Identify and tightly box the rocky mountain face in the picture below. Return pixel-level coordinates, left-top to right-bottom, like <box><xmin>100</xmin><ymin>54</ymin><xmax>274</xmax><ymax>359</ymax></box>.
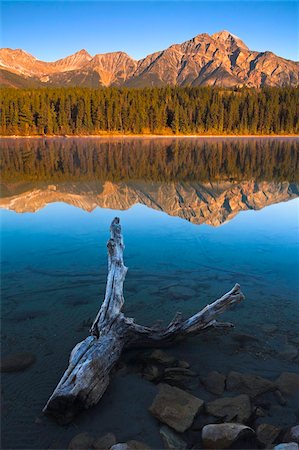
<box><xmin>1</xmin><ymin>30</ymin><xmax>298</xmax><ymax>88</ymax></box>
<box><xmin>0</xmin><ymin>180</ymin><xmax>298</xmax><ymax>226</ymax></box>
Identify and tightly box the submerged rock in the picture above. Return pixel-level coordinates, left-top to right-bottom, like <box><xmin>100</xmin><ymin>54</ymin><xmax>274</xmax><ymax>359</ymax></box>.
<box><xmin>149</xmin><ymin>383</ymin><xmax>204</xmax><ymax>432</ymax></box>
<box><xmin>226</xmin><ymin>371</ymin><xmax>275</xmax><ymax>397</ymax></box>
<box><xmin>12</xmin><ymin>310</ymin><xmax>48</xmax><ymax>322</ymax></box>
<box><xmin>168</xmin><ymin>285</ymin><xmax>196</xmax><ymax>300</ymax></box>
<box><xmin>201</xmin><ymin>371</ymin><xmax>226</xmax><ymax>396</ymax></box>
<box><xmin>145</xmin><ymin>349</ymin><xmax>176</xmax><ymax>365</ymax></box>
<box><xmin>177</xmin><ymin>360</ymin><xmax>190</xmax><ymax>369</ymax></box>
<box><xmin>68</xmin><ymin>432</ymin><xmax>94</xmax><ymax>449</ymax></box>
<box><xmin>262</xmin><ymin>324</ymin><xmax>278</xmax><ymax>334</ymax></box>
<box><xmin>278</xmin><ymin>344</ymin><xmax>298</xmax><ymax>361</ymax></box>
<box><xmin>1</xmin><ymin>352</ymin><xmax>36</xmax><ymax>372</ymax></box>
<box><xmin>275</xmin><ymin>372</ymin><xmax>299</xmax><ymax>396</ymax></box>
<box><xmin>274</xmin><ymin>389</ymin><xmax>287</xmax><ymax>406</ymax></box>
<box><xmin>256</xmin><ymin>423</ymin><xmax>281</xmax><ymax>446</ymax></box>
<box><xmin>205</xmin><ymin>394</ymin><xmax>251</xmax><ymax>423</ymax></box>
<box><xmin>159</xmin><ymin>425</ymin><xmax>187</xmax><ymax>449</ymax></box>
<box><xmin>201</xmin><ymin>423</ymin><xmax>255</xmax><ymax>449</ymax></box>
<box><xmin>142</xmin><ymin>364</ymin><xmax>162</xmax><ymax>382</ymax></box>
<box><xmin>164</xmin><ymin>368</ymin><xmax>196</xmax><ymax>377</ymax></box>
<box><xmin>232</xmin><ymin>333</ymin><xmax>259</xmax><ymax>347</ymax></box>
<box><xmin>93</xmin><ymin>433</ymin><xmax>116</xmax><ymax>449</ymax></box>
<box><xmin>162</xmin><ymin>367</ymin><xmax>198</xmax><ymax>388</ymax></box>
<box><xmin>127</xmin><ymin>440</ymin><xmax>152</xmax><ymax>449</ymax></box>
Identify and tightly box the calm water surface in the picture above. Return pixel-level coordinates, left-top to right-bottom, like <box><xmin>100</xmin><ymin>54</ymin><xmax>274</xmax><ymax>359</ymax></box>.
<box><xmin>1</xmin><ymin>138</ymin><xmax>299</xmax><ymax>449</ymax></box>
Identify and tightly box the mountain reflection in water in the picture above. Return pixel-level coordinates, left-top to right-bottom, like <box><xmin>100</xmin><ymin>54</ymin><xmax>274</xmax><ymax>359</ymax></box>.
<box><xmin>1</xmin><ymin>137</ymin><xmax>298</xmax><ymax>225</ymax></box>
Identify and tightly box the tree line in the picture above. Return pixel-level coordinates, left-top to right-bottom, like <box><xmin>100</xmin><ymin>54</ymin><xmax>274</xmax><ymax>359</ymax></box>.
<box><xmin>0</xmin><ymin>86</ymin><xmax>298</xmax><ymax>136</ymax></box>
<box><xmin>1</xmin><ymin>138</ymin><xmax>298</xmax><ymax>182</ymax></box>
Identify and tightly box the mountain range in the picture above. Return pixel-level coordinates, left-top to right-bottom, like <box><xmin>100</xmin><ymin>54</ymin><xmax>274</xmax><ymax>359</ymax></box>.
<box><xmin>1</xmin><ymin>30</ymin><xmax>298</xmax><ymax>89</ymax></box>
<box><xmin>1</xmin><ymin>180</ymin><xmax>298</xmax><ymax>227</ymax></box>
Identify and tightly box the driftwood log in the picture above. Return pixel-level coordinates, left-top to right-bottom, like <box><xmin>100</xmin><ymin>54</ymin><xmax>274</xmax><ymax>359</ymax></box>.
<box><xmin>43</xmin><ymin>217</ymin><xmax>245</xmax><ymax>424</ymax></box>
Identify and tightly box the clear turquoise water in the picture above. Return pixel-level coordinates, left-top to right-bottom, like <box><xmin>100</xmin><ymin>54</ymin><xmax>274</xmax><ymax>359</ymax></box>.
<box><xmin>1</xmin><ymin>138</ymin><xmax>299</xmax><ymax>449</ymax></box>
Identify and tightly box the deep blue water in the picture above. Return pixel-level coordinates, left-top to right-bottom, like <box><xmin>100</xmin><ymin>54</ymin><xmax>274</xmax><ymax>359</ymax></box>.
<box><xmin>1</xmin><ymin>138</ymin><xmax>299</xmax><ymax>449</ymax></box>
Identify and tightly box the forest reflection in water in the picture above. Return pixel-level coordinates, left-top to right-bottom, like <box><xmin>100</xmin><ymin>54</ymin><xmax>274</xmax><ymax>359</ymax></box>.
<box><xmin>0</xmin><ymin>137</ymin><xmax>298</xmax><ymax>225</ymax></box>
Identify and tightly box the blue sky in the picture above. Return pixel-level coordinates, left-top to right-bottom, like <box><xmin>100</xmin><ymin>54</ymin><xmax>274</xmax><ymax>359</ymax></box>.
<box><xmin>1</xmin><ymin>1</ymin><xmax>298</xmax><ymax>61</ymax></box>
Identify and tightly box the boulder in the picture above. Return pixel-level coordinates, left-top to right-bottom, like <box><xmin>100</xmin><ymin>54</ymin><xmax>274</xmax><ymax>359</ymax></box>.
<box><xmin>149</xmin><ymin>383</ymin><xmax>204</xmax><ymax>432</ymax></box>
<box><xmin>256</xmin><ymin>423</ymin><xmax>281</xmax><ymax>446</ymax></box>
<box><xmin>201</xmin><ymin>371</ymin><xmax>226</xmax><ymax>396</ymax></box>
<box><xmin>275</xmin><ymin>372</ymin><xmax>299</xmax><ymax>396</ymax></box>
<box><xmin>226</xmin><ymin>371</ymin><xmax>275</xmax><ymax>397</ymax></box>
<box><xmin>205</xmin><ymin>394</ymin><xmax>251</xmax><ymax>423</ymax></box>
<box><xmin>68</xmin><ymin>432</ymin><xmax>94</xmax><ymax>449</ymax></box>
<box><xmin>202</xmin><ymin>423</ymin><xmax>255</xmax><ymax>449</ymax></box>
<box><xmin>159</xmin><ymin>425</ymin><xmax>187</xmax><ymax>449</ymax></box>
<box><xmin>93</xmin><ymin>433</ymin><xmax>117</xmax><ymax>449</ymax></box>
<box><xmin>1</xmin><ymin>352</ymin><xmax>36</xmax><ymax>372</ymax></box>
<box><xmin>274</xmin><ymin>444</ymin><xmax>299</xmax><ymax>450</ymax></box>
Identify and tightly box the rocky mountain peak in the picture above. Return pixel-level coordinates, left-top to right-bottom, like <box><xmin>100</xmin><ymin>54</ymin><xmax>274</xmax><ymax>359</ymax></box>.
<box><xmin>212</xmin><ymin>30</ymin><xmax>249</xmax><ymax>50</ymax></box>
<box><xmin>1</xmin><ymin>30</ymin><xmax>298</xmax><ymax>88</ymax></box>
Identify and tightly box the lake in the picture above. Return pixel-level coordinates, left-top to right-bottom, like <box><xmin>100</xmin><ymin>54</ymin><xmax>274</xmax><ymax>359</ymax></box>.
<box><xmin>1</xmin><ymin>137</ymin><xmax>299</xmax><ymax>449</ymax></box>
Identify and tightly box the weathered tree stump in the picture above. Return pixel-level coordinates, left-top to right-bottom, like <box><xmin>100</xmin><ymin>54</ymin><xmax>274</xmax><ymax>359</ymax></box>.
<box><xmin>43</xmin><ymin>217</ymin><xmax>245</xmax><ymax>424</ymax></box>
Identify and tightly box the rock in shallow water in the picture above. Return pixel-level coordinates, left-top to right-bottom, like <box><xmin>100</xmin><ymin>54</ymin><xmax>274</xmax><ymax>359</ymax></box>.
<box><xmin>202</xmin><ymin>423</ymin><xmax>255</xmax><ymax>449</ymax></box>
<box><xmin>232</xmin><ymin>333</ymin><xmax>260</xmax><ymax>347</ymax></box>
<box><xmin>93</xmin><ymin>433</ymin><xmax>116</xmax><ymax>449</ymax></box>
<box><xmin>177</xmin><ymin>360</ymin><xmax>190</xmax><ymax>369</ymax></box>
<box><xmin>162</xmin><ymin>367</ymin><xmax>198</xmax><ymax>389</ymax></box>
<box><xmin>68</xmin><ymin>432</ymin><xmax>94</xmax><ymax>449</ymax></box>
<box><xmin>149</xmin><ymin>383</ymin><xmax>204</xmax><ymax>432</ymax></box>
<box><xmin>275</xmin><ymin>372</ymin><xmax>299</xmax><ymax>396</ymax></box>
<box><xmin>144</xmin><ymin>349</ymin><xmax>176</xmax><ymax>365</ymax></box>
<box><xmin>278</xmin><ymin>344</ymin><xmax>298</xmax><ymax>361</ymax></box>
<box><xmin>1</xmin><ymin>352</ymin><xmax>36</xmax><ymax>372</ymax></box>
<box><xmin>205</xmin><ymin>394</ymin><xmax>251</xmax><ymax>423</ymax></box>
<box><xmin>226</xmin><ymin>371</ymin><xmax>275</xmax><ymax>397</ymax></box>
<box><xmin>201</xmin><ymin>371</ymin><xmax>226</xmax><ymax>396</ymax></box>
<box><xmin>126</xmin><ymin>440</ymin><xmax>152</xmax><ymax>449</ymax></box>
<box><xmin>168</xmin><ymin>285</ymin><xmax>196</xmax><ymax>300</ymax></box>
<box><xmin>142</xmin><ymin>364</ymin><xmax>162</xmax><ymax>382</ymax></box>
<box><xmin>159</xmin><ymin>425</ymin><xmax>187</xmax><ymax>449</ymax></box>
<box><xmin>256</xmin><ymin>423</ymin><xmax>281</xmax><ymax>446</ymax></box>
<box><xmin>262</xmin><ymin>324</ymin><xmax>278</xmax><ymax>334</ymax></box>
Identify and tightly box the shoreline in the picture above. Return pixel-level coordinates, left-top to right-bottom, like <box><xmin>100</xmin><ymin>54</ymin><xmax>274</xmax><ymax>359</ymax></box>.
<box><xmin>0</xmin><ymin>134</ymin><xmax>298</xmax><ymax>139</ymax></box>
